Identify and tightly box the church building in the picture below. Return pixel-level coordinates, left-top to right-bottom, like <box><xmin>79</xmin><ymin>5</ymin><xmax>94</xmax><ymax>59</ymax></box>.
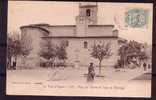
<box><xmin>20</xmin><ymin>2</ymin><xmax>119</xmax><ymax>68</ymax></box>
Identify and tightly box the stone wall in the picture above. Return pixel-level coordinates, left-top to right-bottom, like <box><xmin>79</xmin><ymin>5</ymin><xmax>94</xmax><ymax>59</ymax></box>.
<box><xmin>20</xmin><ymin>27</ymin><xmax>48</xmax><ymax>68</ymax></box>
<box><xmin>50</xmin><ymin>37</ymin><xmax>118</xmax><ymax>67</ymax></box>
<box><xmin>20</xmin><ymin>25</ymin><xmax>118</xmax><ymax>68</ymax></box>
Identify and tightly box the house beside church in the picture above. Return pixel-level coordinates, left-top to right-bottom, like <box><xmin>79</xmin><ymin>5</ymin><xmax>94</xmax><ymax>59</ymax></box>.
<box><xmin>20</xmin><ymin>2</ymin><xmax>119</xmax><ymax>68</ymax></box>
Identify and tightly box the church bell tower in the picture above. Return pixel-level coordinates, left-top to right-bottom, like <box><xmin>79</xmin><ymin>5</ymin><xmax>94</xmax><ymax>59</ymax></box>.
<box><xmin>76</xmin><ymin>2</ymin><xmax>98</xmax><ymax>36</ymax></box>
<box><xmin>76</xmin><ymin>2</ymin><xmax>98</xmax><ymax>25</ymax></box>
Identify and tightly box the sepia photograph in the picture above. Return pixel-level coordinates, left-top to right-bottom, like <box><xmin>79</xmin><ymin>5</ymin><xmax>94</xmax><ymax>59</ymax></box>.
<box><xmin>7</xmin><ymin>1</ymin><xmax>153</xmax><ymax>97</ymax></box>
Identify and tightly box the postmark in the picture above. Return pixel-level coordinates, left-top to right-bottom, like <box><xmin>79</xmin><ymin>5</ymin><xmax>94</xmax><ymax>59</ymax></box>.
<box><xmin>125</xmin><ymin>8</ymin><xmax>148</xmax><ymax>28</ymax></box>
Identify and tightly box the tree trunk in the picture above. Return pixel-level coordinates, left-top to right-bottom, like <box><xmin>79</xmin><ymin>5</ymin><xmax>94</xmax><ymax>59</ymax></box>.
<box><xmin>15</xmin><ymin>56</ymin><xmax>17</xmax><ymax>69</ymax></box>
<box><xmin>122</xmin><ymin>55</ymin><xmax>125</xmax><ymax>68</ymax></box>
<box><xmin>23</xmin><ymin>56</ymin><xmax>26</xmax><ymax>66</ymax></box>
<box><xmin>121</xmin><ymin>54</ymin><xmax>125</xmax><ymax>68</ymax></box>
<box><xmin>8</xmin><ymin>57</ymin><xmax>12</xmax><ymax>69</ymax></box>
<box><xmin>99</xmin><ymin>60</ymin><xmax>102</xmax><ymax>75</ymax></box>
<box><xmin>51</xmin><ymin>58</ymin><xmax>55</xmax><ymax>68</ymax></box>
<box><xmin>63</xmin><ymin>59</ymin><xmax>66</xmax><ymax>67</ymax></box>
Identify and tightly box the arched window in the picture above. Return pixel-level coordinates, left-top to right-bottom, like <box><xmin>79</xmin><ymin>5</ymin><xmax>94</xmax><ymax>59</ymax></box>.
<box><xmin>86</xmin><ymin>9</ymin><xmax>91</xmax><ymax>17</ymax></box>
<box><xmin>84</xmin><ymin>41</ymin><xmax>88</xmax><ymax>49</ymax></box>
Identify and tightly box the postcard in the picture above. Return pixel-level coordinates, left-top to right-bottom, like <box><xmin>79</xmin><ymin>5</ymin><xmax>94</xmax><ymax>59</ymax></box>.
<box><xmin>7</xmin><ymin>1</ymin><xmax>153</xmax><ymax>97</ymax></box>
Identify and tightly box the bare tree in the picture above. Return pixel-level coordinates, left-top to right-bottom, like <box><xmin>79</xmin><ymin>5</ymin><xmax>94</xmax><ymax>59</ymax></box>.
<box><xmin>91</xmin><ymin>42</ymin><xmax>112</xmax><ymax>75</ymax></box>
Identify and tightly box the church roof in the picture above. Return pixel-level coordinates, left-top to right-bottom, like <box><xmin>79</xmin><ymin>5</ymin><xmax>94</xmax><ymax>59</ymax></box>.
<box><xmin>41</xmin><ymin>36</ymin><xmax>118</xmax><ymax>38</ymax></box>
<box><xmin>20</xmin><ymin>25</ymin><xmax>50</xmax><ymax>35</ymax></box>
<box><xmin>21</xmin><ymin>23</ymin><xmax>114</xmax><ymax>27</ymax></box>
<box><xmin>88</xmin><ymin>25</ymin><xmax>114</xmax><ymax>27</ymax></box>
<box><xmin>21</xmin><ymin>23</ymin><xmax>114</xmax><ymax>28</ymax></box>
<box><xmin>48</xmin><ymin>25</ymin><xmax>76</xmax><ymax>27</ymax></box>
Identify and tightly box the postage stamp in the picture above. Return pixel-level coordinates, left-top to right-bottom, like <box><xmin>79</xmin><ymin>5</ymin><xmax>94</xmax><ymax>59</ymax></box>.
<box><xmin>125</xmin><ymin>8</ymin><xmax>148</xmax><ymax>28</ymax></box>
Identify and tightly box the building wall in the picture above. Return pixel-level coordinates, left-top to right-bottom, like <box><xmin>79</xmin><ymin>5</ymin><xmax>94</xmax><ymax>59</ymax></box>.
<box><xmin>19</xmin><ymin>3</ymin><xmax>118</xmax><ymax>68</ymax></box>
<box><xmin>87</xmin><ymin>26</ymin><xmax>115</xmax><ymax>36</ymax></box>
<box><xmin>47</xmin><ymin>26</ymin><xmax>76</xmax><ymax>36</ymax></box>
<box><xmin>20</xmin><ymin>25</ymin><xmax>118</xmax><ymax>68</ymax></box>
<box><xmin>50</xmin><ymin>37</ymin><xmax>118</xmax><ymax>67</ymax></box>
<box><xmin>20</xmin><ymin>27</ymin><xmax>48</xmax><ymax>67</ymax></box>
<box><xmin>43</xmin><ymin>25</ymin><xmax>115</xmax><ymax>37</ymax></box>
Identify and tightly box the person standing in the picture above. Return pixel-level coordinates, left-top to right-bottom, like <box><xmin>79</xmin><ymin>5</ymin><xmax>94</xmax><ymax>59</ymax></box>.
<box><xmin>143</xmin><ymin>62</ymin><xmax>147</xmax><ymax>71</ymax></box>
<box><xmin>87</xmin><ymin>62</ymin><xmax>95</xmax><ymax>82</ymax></box>
<box><xmin>13</xmin><ymin>60</ymin><xmax>16</xmax><ymax>70</ymax></box>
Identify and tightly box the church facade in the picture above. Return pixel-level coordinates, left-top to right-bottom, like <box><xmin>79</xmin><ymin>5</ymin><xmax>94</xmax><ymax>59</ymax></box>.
<box><xmin>20</xmin><ymin>3</ymin><xmax>119</xmax><ymax>68</ymax></box>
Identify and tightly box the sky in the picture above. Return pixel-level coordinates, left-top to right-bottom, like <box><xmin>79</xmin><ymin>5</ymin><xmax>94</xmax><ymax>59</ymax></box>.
<box><xmin>8</xmin><ymin>1</ymin><xmax>153</xmax><ymax>44</ymax></box>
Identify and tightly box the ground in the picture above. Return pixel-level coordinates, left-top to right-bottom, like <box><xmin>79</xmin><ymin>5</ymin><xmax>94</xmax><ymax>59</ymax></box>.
<box><xmin>6</xmin><ymin>66</ymin><xmax>151</xmax><ymax>97</ymax></box>
<box><xmin>7</xmin><ymin>66</ymin><xmax>151</xmax><ymax>83</ymax></box>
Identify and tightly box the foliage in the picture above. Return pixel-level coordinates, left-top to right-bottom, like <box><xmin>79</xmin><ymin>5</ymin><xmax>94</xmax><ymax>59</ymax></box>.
<box><xmin>7</xmin><ymin>32</ymin><xmax>32</xmax><ymax>69</ymax></box>
<box><xmin>91</xmin><ymin>42</ymin><xmax>112</xmax><ymax>74</ymax></box>
<box><xmin>7</xmin><ymin>35</ymin><xmax>22</xmax><ymax>69</ymax></box>
<box><xmin>39</xmin><ymin>40</ymin><xmax>68</xmax><ymax>67</ymax></box>
<box><xmin>56</xmin><ymin>41</ymin><xmax>67</xmax><ymax>61</ymax></box>
<box><xmin>139</xmin><ymin>51</ymin><xmax>149</xmax><ymax>61</ymax></box>
<box><xmin>91</xmin><ymin>42</ymin><xmax>112</xmax><ymax>60</ymax></box>
<box><xmin>7</xmin><ymin>37</ymin><xmax>14</xmax><ymax>59</ymax></box>
<box><xmin>119</xmin><ymin>40</ymin><xmax>149</xmax><ymax>68</ymax></box>
<box><xmin>7</xmin><ymin>37</ymin><xmax>21</xmax><ymax>57</ymax></box>
<box><xmin>39</xmin><ymin>40</ymin><xmax>56</xmax><ymax>61</ymax></box>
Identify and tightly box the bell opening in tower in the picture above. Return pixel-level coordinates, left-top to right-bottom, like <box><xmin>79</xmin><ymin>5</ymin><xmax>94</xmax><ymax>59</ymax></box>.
<box><xmin>86</xmin><ymin>9</ymin><xmax>91</xmax><ymax>17</ymax></box>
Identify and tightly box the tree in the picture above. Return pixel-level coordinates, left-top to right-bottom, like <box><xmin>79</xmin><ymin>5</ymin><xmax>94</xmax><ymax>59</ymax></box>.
<box><xmin>119</xmin><ymin>40</ymin><xmax>149</xmax><ymax>68</ymax></box>
<box><xmin>139</xmin><ymin>51</ymin><xmax>150</xmax><ymax>62</ymax></box>
<box><xmin>39</xmin><ymin>40</ymin><xmax>56</xmax><ymax>67</ymax></box>
<box><xmin>7</xmin><ymin>35</ymin><xmax>22</xmax><ymax>69</ymax></box>
<box><xmin>91</xmin><ymin>42</ymin><xmax>112</xmax><ymax>75</ymax></box>
<box><xmin>56</xmin><ymin>41</ymin><xmax>67</xmax><ymax>66</ymax></box>
<box><xmin>7</xmin><ymin>37</ymin><xmax>14</xmax><ymax>69</ymax></box>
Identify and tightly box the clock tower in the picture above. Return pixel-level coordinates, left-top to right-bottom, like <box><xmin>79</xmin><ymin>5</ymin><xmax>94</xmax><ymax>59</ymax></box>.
<box><xmin>76</xmin><ymin>2</ymin><xmax>98</xmax><ymax>36</ymax></box>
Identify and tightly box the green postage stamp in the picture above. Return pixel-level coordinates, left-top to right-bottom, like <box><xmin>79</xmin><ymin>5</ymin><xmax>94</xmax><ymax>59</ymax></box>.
<box><xmin>125</xmin><ymin>8</ymin><xmax>148</xmax><ymax>28</ymax></box>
